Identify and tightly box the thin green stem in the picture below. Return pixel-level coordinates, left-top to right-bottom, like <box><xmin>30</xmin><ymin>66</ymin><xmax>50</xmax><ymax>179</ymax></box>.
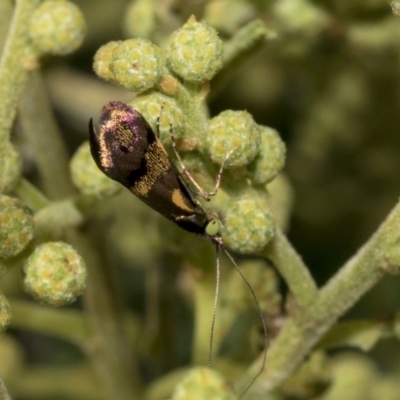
<box><xmin>9</xmin><ymin>364</ymin><xmax>103</xmax><ymax>400</ymax></box>
<box><xmin>222</xmin><ymin>19</ymin><xmax>275</xmax><ymax>66</ymax></box>
<box><xmin>18</xmin><ymin>70</ymin><xmax>75</xmax><ymax>199</ymax></box>
<box><xmin>70</xmin><ymin>230</ymin><xmax>142</xmax><ymax>399</ymax></box>
<box><xmin>260</xmin><ymin>229</ymin><xmax>318</xmax><ymax>309</ymax></box>
<box><xmin>212</xmin><ymin>19</ymin><xmax>277</xmax><ymax>97</ymax></box>
<box><xmin>8</xmin><ymin>298</ymin><xmax>88</xmax><ymax>345</ymax></box>
<box><xmin>0</xmin><ymin>1</ymin><xmax>13</xmax><ymax>52</ymax></box>
<box><xmin>0</xmin><ymin>0</ymin><xmax>39</xmax><ymax>192</ymax></box>
<box><xmin>14</xmin><ymin>178</ymin><xmax>50</xmax><ymax>211</ymax></box>
<box><xmin>192</xmin><ymin>269</ymin><xmax>220</xmax><ymax>365</ymax></box>
<box><xmin>0</xmin><ymin>374</ymin><xmax>11</xmax><ymax>400</ymax></box>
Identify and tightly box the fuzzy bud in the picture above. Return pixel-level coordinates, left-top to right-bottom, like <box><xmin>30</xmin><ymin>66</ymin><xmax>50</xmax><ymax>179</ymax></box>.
<box><xmin>166</xmin><ymin>16</ymin><xmax>223</xmax><ymax>83</ymax></box>
<box><xmin>30</xmin><ymin>0</ymin><xmax>86</xmax><ymax>55</ymax></box>
<box><xmin>24</xmin><ymin>242</ymin><xmax>86</xmax><ymax>306</ymax></box>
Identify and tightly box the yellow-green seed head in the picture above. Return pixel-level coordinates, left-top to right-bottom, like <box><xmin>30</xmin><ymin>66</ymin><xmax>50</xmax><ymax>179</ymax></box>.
<box><xmin>3</xmin><ymin>143</ymin><xmax>23</xmax><ymax>193</ymax></box>
<box><xmin>248</xmin><ymin>126</ymin><xmax>286</xmax><ymax>184</ymax></box>
<box><xmin>24</xmin><ymin>242</ymin><xmax>86</xmax><ymax>306</ymax></box>
<box><xmin>204</xmin><ymin>0</ymin><xmax>256</xmax><ymax>35</ymax></box>
<box><xmin>93</xmin><ymin>41</ymin><xmax>121</xmax><ymax>83</ymax></box>
<box><xmin>166</xmin><ymin>15</ymin><xmax>223</xmax><ymax>83</ymax></box>
<box><xmin>70</xmin><ymin>141</ymin><xmax>121</xmax><ymax>198</ymax></box>
<box><xmin>205</xmin><ymin>110</ymin><xmax>261</xmax><ymax>168</ymax></box>
<box><xmin>222</xmin><ymin>191</ymin><xmax>275</xmax><ymax>254</ymax></box>
<box><xmin>0</xmin><ymin>196</ymin><xmax>34</xmax><ymax>259</ymax></box>
<box><xmin>390</xmin><ymin>1</ymin><xmax>400</xmax><ymax>18</ymax></box>
<box><xmin>0</xmin><ymin>293</ymin><xmax>11</xmax><ymax>334</ymax></box>
<box><xmin>130</xmin><ymin>93</ymin><xmax>185</xmax><ymax>145</ymax></box>
<box><xmin>29</xmin><ymin>0</ymin><xmax>86</xmax><ymax>55</ymax></box>
<box><xmin>111</xmin><ymin>39</ymin><xmax>163</xmax><ymax>93</ymax></box>
<box><xmin>172</xmin><ymin>367</ymin><xmax>237</xmax><ymax>400</ymax></box>
<box><xmin>123</xmin><ymin>0</ymin><xmax>156</xmax><ymax>39</ymax></box>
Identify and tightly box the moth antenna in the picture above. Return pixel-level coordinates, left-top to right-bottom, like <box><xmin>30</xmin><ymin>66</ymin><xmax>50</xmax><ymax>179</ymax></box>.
<box><xmin>207</xmin><ymin>243</ymin><xmax>221</xmax><ymax>367</ymax></box>
<box><xmin>222</xmin><ymin>245</ymin><xmax>269</xmax><ymax>397</ymax></box>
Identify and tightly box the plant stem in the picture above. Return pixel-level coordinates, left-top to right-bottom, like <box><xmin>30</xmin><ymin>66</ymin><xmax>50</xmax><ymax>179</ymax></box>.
<box><xmin>8</xmin><ymin>298</ymin><xmax>88</xmax><ymax>345</ymax></box>
<box><xmin>0</xmin><ymin>0</ymin><xmax>39</xmax><ymax>192</ymax></box>
<box><xmin>212</xmin><ymin>19</ymin><xmax>277</xmax><ymax>96</ymax></box>
<box><xmin>19</xmin><ymin>70</ymin><xmax>75</xmax><ymax>199</ymax></box>
<box><xmin>260</xmin><ymin>229</ymin><xmax>318</xmax><ymax>309</ymax></box>
<box><xmin>14</xmin><ymin>178</ymin><xmax>50</xmax><ymax>211</ymax></box>
<box><xmin>71</xmin><ymin>230</ymin><xmax>142</xmax><ymax>400</ymax></box>
<box><xmin>0</xmin><ymin>374</ymin><xmax>11</xmax><ymax>400</ymax></box>
<box><xmin>237</xmin><ymin>200</ymin><xmax>400</xmax><ymax>398</ymax></box>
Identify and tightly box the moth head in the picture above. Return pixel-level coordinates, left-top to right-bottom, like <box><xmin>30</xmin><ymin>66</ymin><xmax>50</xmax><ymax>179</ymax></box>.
<box><xmin>89</xmin><ymin>101</ymin><xmax>151</xmax><ymax>185</ymax></box>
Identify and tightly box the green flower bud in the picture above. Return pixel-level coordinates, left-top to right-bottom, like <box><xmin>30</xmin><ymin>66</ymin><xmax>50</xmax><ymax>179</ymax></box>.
<box><xmin>130</xmin><ymin>93</ymin><xmax>184</xmax><ymax>146</ymax></box>
<box><xmin>123</xmin><ymin>0</ymin><xmax>156</xmax><ymax>39</ymax></box>
<box><xmin>390</xmin><ymin>1</ymin><xmax>400</xmax><ymax>18</ymax></box>
<box><xmin>166</xmin><ymin>15</ymin><xmax>223</xmax><ymax>83</ymax></box>
<box><xmin>24</xmin><ymin>242</ymin><xmax>86</xmax><ymax>306</ymax></box>
<box><xmin>205</xmin><ymin>110</ymin><xmax>260</xmax><ymax>168</ymax></box>
<box><xmin>222</xmin><ymin>191</ymin><xmax>275</xmax><ymax>254</ymax></box>
<box><xmin>172</xmin><ymin>367</ymin><xmax>237</xmax><ymax>400</ymax></box>
<box><xmin>111</xmin><ymin>39</ymin><xmax>163</xmax><ymax>93</ymax></box>
<box><xmin>70</xmin><ymin>141</ymin><xmax>121</xmax><ymax>198</ymax></box>
<box><xmin>0</xmin><ymin>293</ymin><xmax>11</xmax><ymax>334</ymax></box>
<box><xmin>272</xmin><ymin>0</ymin><xmax>329</xmax><ymax>38</ymax></box>
<box><xmin>158</xmin><ymin>75</ymin><xmax>180</xmax><ymax>96</ymax></box>
<box><xmin>204</xmin><ymin>0</ymin><xmax>256</xmax><ymax>35</ymax></box>
<box><xmin>30</xmin><ymin>0</ymin><xmax>86</xmax><ymax>55</ymax></box>
<box><xmin>248</xmin><ymin>126</ymin><xmax>286</xmax><ymax>184</ymax></box>
<box><xmin>3</xmin><ymin>143</ymin><xmax>23</xmax><ymax>193</ymax></box>
<box><xmin>93</xmin><ymin>41</ymin><xmax>120</xmax><ymax>83</ymax></box>
<box><xmin>0</xmin><ymin>196</ymin><xmax>34</xmax><ymax>259</ymax></box>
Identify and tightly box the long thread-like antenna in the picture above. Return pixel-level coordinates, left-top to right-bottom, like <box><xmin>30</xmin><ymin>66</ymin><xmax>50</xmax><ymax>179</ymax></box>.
<box><xmin>222</xmin><ymin>245</ymin><xmax>269</xmax><ymax>397</ymax></box>
<box><xmin>207</xmin><ymin>243</ymin><xmax>221</xmax><ymax>367</ymax></box>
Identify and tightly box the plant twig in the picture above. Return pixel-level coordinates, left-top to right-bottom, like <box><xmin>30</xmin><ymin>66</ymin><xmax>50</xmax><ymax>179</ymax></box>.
<box><xmin>237</xmin><ymin>199</ymin><xmax>400</xmax><ymax>398</ymax></box>
<box><xmin>260</xmin><ymin>229</ymin><xmax>319</xmax><ymax>309</ymax></box>
<box><xmin>0</xmin><ymin>0</ymin><xmax>39</xmax><ymax>192</ymax></box>
<box><xmin>18</xmin><ymin>70</ymin><xmax>75</xmax><ymax>199</ymax></box>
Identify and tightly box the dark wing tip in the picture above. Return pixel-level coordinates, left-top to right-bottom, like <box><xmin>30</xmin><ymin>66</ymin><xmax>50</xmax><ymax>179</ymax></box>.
<box><xmin>88</xmin><ymin>118</ymin><xmax>102</xmax><ymax>169</ymax></box>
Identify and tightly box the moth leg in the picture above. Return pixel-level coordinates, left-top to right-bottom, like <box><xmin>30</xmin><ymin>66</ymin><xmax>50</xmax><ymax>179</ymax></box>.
<box><xmin>170</xmin><ymin>124</ymin><xmax>234</xmax><ymax>201</ymax></box>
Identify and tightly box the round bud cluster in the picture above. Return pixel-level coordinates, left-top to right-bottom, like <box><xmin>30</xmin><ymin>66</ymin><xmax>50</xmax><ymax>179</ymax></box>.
<box><xmin>92</xmin><ymin>41</ymin><xmax>120</xmax><ymax>83</ymax></box>
<box><xmin>3</xmin><ymin>143</ymin><xmax>22</xmax><ymax>193</ymax></box>
<box><xmin>123</xmin><ymin>0</ymin><xmax>155</xmax><ymax>39</ymax></box>
<box><xmin>24</xmin><ymin>242</ymin><xmax>86</xmax><ymax>306</ymax></box>
<box><xmin>0</xmin><ymin>196</ymin><xmax>34</xmax><ymax>259</ymax></box>
<box><xmin>70</xmin><ymin>141</ymin><xmax>121</xmax><ymax>198</ymax></box>
<box><xmin>248</xmin><ymin>126</ymin><xmax>286</xmax><ymax>184</ymax></box>
<box><xmin>222</xmin><ymin>191</ymin><xmax>275</xmax><ymax>254</ymax></box>
<box><xmin>390</xmin><ymin>1</ymin><xmax>400</xmax><ymax>18</ymax></box>
<box><xmin>0</xmin><ymin>293</ymin><xmax>11</xmax><ymax>334</ymax></box>
<box><xmin>94</xmin><ymin>39</ymin><xmax>163</xmax><ymax>93</ymax></box>
<box><xmin>130</xmin><ymin>93</ymin><xmax>185</xmax><ymax>145</ymax></box>
<box><xmin>166</xmin><ymin>15</ymin><xmax>223</xmax><ymax>83</ymax></box>
<box><xmin>29</xmin><ymin>0</ymin><xmax>86</xmax><ymax>55</ymax></box>
<box><xmin>172</xmin><ymin>367</ymin><xmax>236</xmax><ymax>400</ymax></box>
<box><xmin>205</xmin><ymin>110</ymin><xmax>260</xmax><ymax>168</ymax></box>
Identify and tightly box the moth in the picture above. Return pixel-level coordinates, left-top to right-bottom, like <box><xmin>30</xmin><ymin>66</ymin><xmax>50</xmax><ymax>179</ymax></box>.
<box><xmin>89</xmin><ymin>101</ymin><xmax>267</xmax><ymax>392</ymax></box>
